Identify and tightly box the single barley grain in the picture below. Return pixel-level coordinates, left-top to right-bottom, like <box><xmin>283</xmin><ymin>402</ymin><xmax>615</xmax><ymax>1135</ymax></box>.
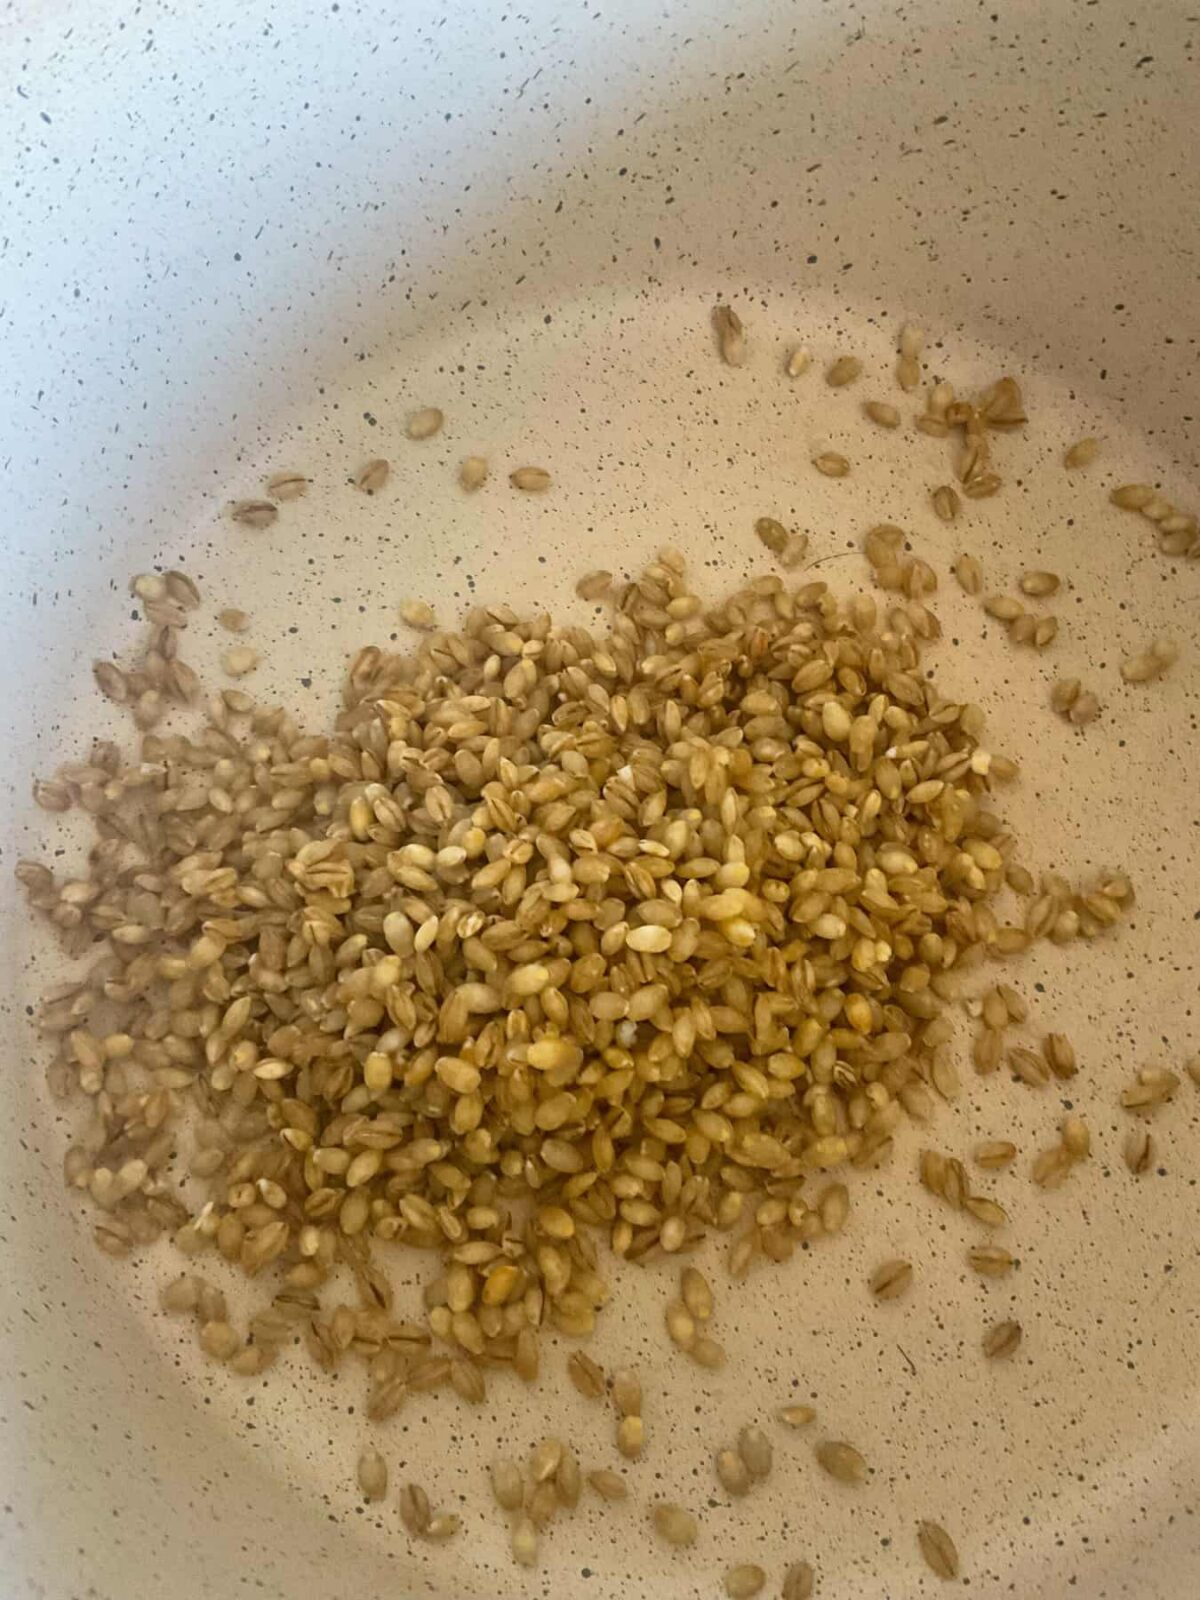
<box><xmin>716</xmin><ymin>1447</ymin><xmax>752</xmax><ymax>1497</ymax></box>
<box><xmin>266</xmin><ymin>471</ymin><xmax>310</xmax><ymax>500</ymax></box>
<box><xmin>665</xmin><ymin>1300</ymin><xmax>697</xmax><ymax>1350</ymax></box>
<box><xmin>568</xmin><ymin>1350</ymin><xmax>606</xmax><ymax>1400</ymax></box>
<box><xmin>510</xmin><ymin>466</ymin><xmax>552</xmax><ymax>492</ymax></box>
<box><xmin>652</xmin><ymin>1503</ymin><xmax>698</xmax><ymax>1548</ymax></box>
<box><xmin>815</xmin><ymin>1440</ymin><xmax>867</xmax><ymax>1485</ymax></box>
<box><xmin>953</xmin><ymin>551</ymin><xmax>982</xmax><ymax>593</ymax></box>
<box><xmin>216</xmin><ymin>607</ymin><xmax>250</xmax><ymax>632</ymax></box>
<box><xmin>983</xmin><ymin>594</ymin><xmax>1023</xmax><ymax>622</ymax></box>
<box><xmin>531</xmin><ymin>1437</ymin><xmax>564</xmax><ymax>1483</ymax></box>
<box><xmin>1061</xmin><ymin>1115</ymin><xmax>1090</xmax><ymax>1160</ymax></box>
<box><xmin>782</xmin><ymin>1561</ymin><xmax>815</xmax><ymax>1600</ymax></box>
<box><xmin>357</xmin><ymin>1445</ymin><xmax>389</xmax><ymax>1502</ymax></box>
<box><xmin>398</xmin><ymin>599</ymin><xmax>436</xmax><ymax>631</ymax></box>
<box><xmin>869</xmin><ymin>1259</ymin><xmax>913</xmax><ymax>1300</ymax></box>
<box><xmin>612</xmin><ymin>1367</ymin><xmax>642</xmax><ymax>1419</ymax></box>
<box><xmin>229</xmin><ymin>499</ymin><xmax>278</xmax><ymax>529</ymax></box>
<box><xmin>1043</xmin><ymin>1034</ymin><xmax>1077</xmax><ymax>1079</ymax></box>
<box><xmin>490</xmin><ymin>1459</ymin><xmax>524</xmax><ymax>1511</ymax></box>
<box><xmin>587</xmin><ymin>1469</ymin><xmax>628</xmax><ymax>1501</ymax></box>
<box><xmin>963</xmin><ymin>1196</ymin><xmax>1008</xmax><ymax>1229</ymax></box>
<box><xmin>778</xmin><ymin>1403</ymin><xmax>817</xmax><ymax>1428</ymax></box>
<box><xmin>1064</xmin><ymin>437</ymin><xmax>1099</xmax><ymax>469</ymax></box>
<box><xmin>459</xmin><ymin>455</ymin><xmax>489</xmax><ymax>491</ymax></box>
<box><xmin>826</xmin><ymin>356</ymin><xmax>862</xmax><ymax>388</ymax></box>
<box><xmin>406</xmin><ymin>407</ymin><xmax>444</xmax><ymax>441</ymax></box>
<box><xmin>982</xmin><ymin>1320</ymin><xmax>1022</xmax><ymax>1359</ymax></box>
<box><xmin>1124</xmin><ymin>1127</ymin><xmax>1153</xmax><ymax>1175</ymax></box>
<box><xmin>755</xmin><ymin>516</ymin><xmax>789</xmax><ymax>555</ymax></box>
<box><xmin>725</xmin><ymin>1564</ymin><xmax>767</xmax><ymax>1598</ymax></box>
<box><xmin>1019</xmin><ymin>570</ymin><xmax>1060</xmax><ymax>597</ymax></box>
<box><xmin>917</xmin><ymin>1520</ymin><xmax>960</xmax><ymax>1580</ymax></box>
<box><xmin>786</xmin><ymin>346</ymin><xmax>812</xmax><ymax>377</ymax></box>
<box><xmin>813</xmin><ymin>451</ymin><xmax>850</xmax><ymax>478</ymax></box>
<box><xmin>864</xmin><ymin>400</ymin><xmax>901</xmax><ymax>428</ymax></box>
<box><xmin>1110</xmin><ymin>484</ymin><xmax>1154</xmax><ymax>510</ymax></box>
<box><xmin>511</xmin><ymin>1515</ymin><xmax>539</xmax><ymax>1568</ymax></box>
<box><xmin>1069</xmin><ymin>690</ymin><xmax>1101</xmax><ymax>724</ymax></box>
<box><xmin>1034</xmin><ymin>616</ymin><xmax>1059</xmax><ymax>649</ymax></box>
<box><xmin>1050</xmin><ymin>677</ymin><xmax>1080</xmax><ymax>713</ymax></box>
<box><xmin>680</xmin><ymin>1266</ymin><xmax>714</xmax><ymax>1323</ymax></box>
<box><xmin>1032</xmin><ymin>1145</ymin><xmax>1073</xmax><ymax>1188</ymax></box>
<box><xmin>555</xmin><ymin>1449</ymin><xmax>582</xmax><ymax>1510</ymax></box>
<box><xmin>973</xmin><ymin>1140</ymin><xmax>1017</xmax><ymax>1170</ymax></box>
<box><xmin>967</xmin><ymin>1244</ymin><xmax>1014</xmax><ymax>1278</ymax></box>
<box><xmin>932</xmin><ymin>485</ymin><xmax>961</xmax><ymax>523</ymax></box>
<box><xmin>738</xmin><ymin>1423</ymin><xmax>773</xmax><ymax>1481</ymax></box>
<box><xmin>222</xmin><ymin>646</ymin><xmax>259</xmax><ymax>678</ymax></box>
<box><xmin>398</xmin><ymin>1482</ymin><xmax>431</xmax><ymax>1537</ymax></box>
<box><xmin>354</xmin><ymin>459</ymin><xmax>390</xmax><ymax>495</ymax></box>
<box><xmin>161</xmin><ymin>1274</ymin><xmax>201</xmax><ymax>1313</ymax></box>
<box><xmin>713</xmin><ymin>305</ymin><xmax>746</xmax><ymax>366</ymax></box>
<box><xmin>690</xmin><ymin>1336</ymin><xmax>727</xmax><ymax>1370</ymax></box>
<box><xmin>617</xmin><ymin>1415</ymin><xmax>644</xmax><ymax>1459</ymax></box>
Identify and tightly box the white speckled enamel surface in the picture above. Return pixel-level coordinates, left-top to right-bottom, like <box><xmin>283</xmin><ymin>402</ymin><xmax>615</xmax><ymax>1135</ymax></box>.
<box><xmin>1</xmin><ymin>3</ymin><xmax>1197</xmax><ymax>1598</ymax></box>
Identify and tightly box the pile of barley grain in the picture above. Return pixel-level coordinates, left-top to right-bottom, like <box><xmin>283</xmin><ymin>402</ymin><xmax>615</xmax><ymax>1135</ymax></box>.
<box><xmin>20</xmin><ymin>550</ymin><xmax>1133</xmax><ymax>1404</ymax></box>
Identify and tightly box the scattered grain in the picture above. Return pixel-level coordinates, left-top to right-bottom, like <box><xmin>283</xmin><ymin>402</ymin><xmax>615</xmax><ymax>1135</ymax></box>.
<box><xmin>510</xmin><ymin>466</ymin><xmax>552</xmax><ymax>492</ymax></box>
<box><xmin>725</xmin><ymin>1563</ymin><xmax>767</xmax><ymax>1598</ymax></box>
<box><xmin>587</xmin><ymin>1469</ymin><xmax>628</xmax><ymax>1501</ymax></box>
<box><xmin>967</xmin><ymin>1244</ymin><xmax>1014</xmax><ymax>1278</ymax></box>
<box><xmin>813</xmin><ymin>451</ymin><xmax>850</xmax><ymax>478</ymax></box>
<box><xmin>869</xmin><ymin>1259</ymin><xmax>913</xmax><ymax>1300</ymax></box>
<box><xmin>459</xmin><ymin>455</ymin><xmax>489</xmax><ymax>491</ymax></box>
<box><xmin>228</xmin><ymin>499</ymin><xmax>278</xmax><ymax>529</ymax></box>
<box><xmin>713</xmin><ymin>305</ymin><xmax>746</xmax><ymax>366</ymax></box>
<box><xmin>568</xmin><ymin>1350</ymin><xmax>606</xmax><ymax>1400</ymax></box>
<box><xmin>782</xmin><ymin>1561</ymin><xmax>815</xmax><ymax>1600</ymax></box>
<box><xmin>815</xmin><ymin>1440</ymin><xmax>867</xmax><ymax>1485</ymax></box>
<box><xmin>266</xmin><ymin>471</ymin><xmax>310</xmax><ymax>501</ymax></box>
<box><xmin>354</xmin><ymin>459</ymin><xmax>390</xmax><ymax>495</ymax></box>
<box><xmin>716</xmin><ymin>1447</ymin><xmax>752</xmax><ymax>1497</ymax></box>
<box><xmin>616</xmin><ymin>1415</ymin><xmax>644</xmax><ymax>1460</ymax></box>
<box><xmin>982</xmin><ymin>1320</ymin><xmax>1022</xmax><ymax>1359</ymax></box>
<box><xmin>1123</xmin><ymin>1127</ymin><xmax>1153</xmax><ymax>1176</ymax></box>
<box><xmin>398</xmin><ymin>599</ymin><xmax>436</xmax><ymax>631</ymax></box>
<box><xmin>826</xmin><ymin>356</ymin><xmax>862</xmax><ymax>388</ymax></box>
<box><xmin>973</xmin><ymin>1140</ymin><xmax>1017</xmax><ymax>1170</ymax></box>
<box><xmin>786</xmin><ymin>346</ymin><xmax>812</xmax><ymax>378</ymax></box>
<box><xmin>216</xmin><ymin>607</ymin><xmax>251</xmax><ymax>633</ymax></box>
<box><xmin>222</xmin><ymin>646</ymin><xmax>259</xmax><ymax>678</ymax></box>
<box><xmin>917</xmin><ymin>1520</ymin><xmax>960</xmax><ymax>1580</ymax></box>
<box><xmin>1019</xmin><ymin>570</ymin><xmax>1061</xmax><ymax>597</ymax></box>
<box><xmin>490</xmin><ymin>1459</ymin><xmax>524</xmax><ymax>1512</ymax></box>
<box><xmin>652</xmin><ymin>1503</ymin><xmax>698</xmax><ymax>1548</ymax></box>
<box><xmin>357</xmin><ymin>1445</ymin><xmax>388</xmax><ymax>1502</ymax></box>
<box><xmin>952</xmin><ymin>551</ymin><xmax>982</xmax><ymax>594</ymax></box>
<box><xmin>864</xmin><ymin>400</ymin><xmax>901</xmax><ymax>428</ymax></box>
<box><xmin>778</xmin><ymin>1404</ymin><xmax>817</xmax><ymax>1428</ymax></box>
<box><xmin>406</xmin><ymin>407</ymin><xmax>444</xmax><ymax>441</ymax></box>
<box><xmin>738</xmin><ymin>1424</ymin><xmax>773</xmax><ymax>1481</ymax></box>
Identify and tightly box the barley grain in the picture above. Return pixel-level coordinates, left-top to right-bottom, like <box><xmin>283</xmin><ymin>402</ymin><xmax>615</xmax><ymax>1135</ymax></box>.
<box><xmin>786</xmin><ymin>346</ymin><xmax>812</xmax><ymax>377</ymax></box>
<box><xmin>932</xmin><ymin>485</ymin><xmax>960</xmax><ymax>523</ymax></box>
<box><xmin>511</xmin><ymin>1515</ymin><xmax>538</xmax><ymax>1567</ymax></box>
<box><xmin>357</xmin><ymin>1445</ymin><xmax>388</xmax><ymax>1502</ymax></box>
<box><xmin>782</xmin><ymin>1561</ymin><xmax>815</xmax><ymax>1600</ymax></box>
<box><xmin>982</xmin><ymin>1320</ymin><xmax>1022</xmax><ymax>1359</ymax></box>
<box><xmin>568</xmin><ymin>1350</ymin><xmax>606</xmax><ymax>1399</ymax></box>
<box><xmin>406</xmin><ymin>407</ymin><xmax>444</xmax><ymax>440</ymax></box>
<box><xmin>869</xmin><ymin>1259</ymin><xmax>913</xmax><ymax>1300</ymax></box>
<box><xmin>864</xmin><ymin>400</ymin><xmax>901</xmax><ymax>428</ymax></box>
<box><xmin>399</xmin><ymin>599</ymin><xmax>436</xmax><ymax>631</ymax></box>
<box><xmin>716</xmin><ymin>1447</ymin><xmax>752</xmax><ymax>1497</ymax></box>
<box><xmin>973</xmin><ymin>1140</ymin><xmax>1017</xmax><ymax>1170</ymax></box>
<box><xmin>680</xmin><ymin>1266</ymin><xmax>714</xmax><ymax>1323</ymax></box>
<box><xmin>354</xmin><ymin>459</ymin><xmax>390</xmax><ymax>495</ymax></box>
<box><xmin>917</xmin><ymin>1520</ymin><xmax>960</xmax><ymax>1580</ymax></box>
<box><xmin>587</xmin><ymin>1469</ymin><xmax>628</xmax><ymax>1501</ymax></box>
<box><xmin>266</xmin><ymin>471</ymin><xmax>310</xmax><ymax>500</ymax></box>
<box><xmin>1123</xmin><ymin>1127</ymin><xmax>1153</xmax><ymax>1175</ymax></box>
<box><xmin>738</xmin><ymin>1423</ymin><xmax>773</xmax><ymax>1481</ymax></box>
<box><xmin>1019</xmin><ymin>570</ymin><xmax>1060</xmax><ymax>597</ymax></box>
<box><xmin>612</xmin><ymin>1367</ymin><xmax>642</xmax><ymax>1418</ymax></box>
<box><xmin>813</xmin><ymin>452</ymin><xmax>850</xmax><ymax>478</ymax></box>
<box><xmin>713</xmin><ymin>305</ymin><xmax>746</xmax><ymax>366</ymax></box>
<box><xmin>967</xmin><ymin>1244</ymin><xmax>1014</xmax><ymax>1278</ymax></box>
<box><xmin>216</xmin><ymin>607</ymin><xmax>250</xmax><ymax>632</ymax></box>
<box><xmin>399</xmin><ymin>1482</ymin><xmax>431</xmax><ymax>1536</ymax></box>
<box><xmin>229</xmin><ymin>499</ymin><xmax>278</xmax><ymax>529</ymax></box>
<box><xmin>652</xmin><ymin>1503</ymin><xmax>698</xmax><ymax>1548</ymax></box>
<box><xmin>826</xmin><ymin>356</ymin><xmax>862</xmax><ymax>388</ymax></box>
<box><xmin>1063</xmin><ymin>437</ymin><xmax>1099</xmax><ymax>469</ymax></box>
<box><xmin>725</xmin><ymin>1564</ymin><xmax>767</xmax><ymax>1598</ymax></box>
<box><xmin>778</xmin><ymin>1404</ymin><xmax>816</xmax><ymax>1428</ymax></box>
<box><xmin>815</xmin><ymin>1440</ymin><xmax>867</xmax><ymax>1485</ymax></box>
<box><xmin>953</xmin><ymin>551</ymin><xmax>982</xmax><ymax>594</ymax></box>
<box><xmin>616</xmin><ymin>1415</ymin><xmax>644</xmax><ymax>1460</ymax></box>
<box><xmin>491</xmin><ymin>1459</ymin><xmax>524</xmax><ymax>1511</ymax></box>
<box><xmin>459</xmin><ymin>455</ymin><xmax>489</xmax><ymax>491</ymax></box>
<box><xmin>510</xmin><ymin>467</ymin><xmax>551</xmax><ymax>492</ymax></box>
